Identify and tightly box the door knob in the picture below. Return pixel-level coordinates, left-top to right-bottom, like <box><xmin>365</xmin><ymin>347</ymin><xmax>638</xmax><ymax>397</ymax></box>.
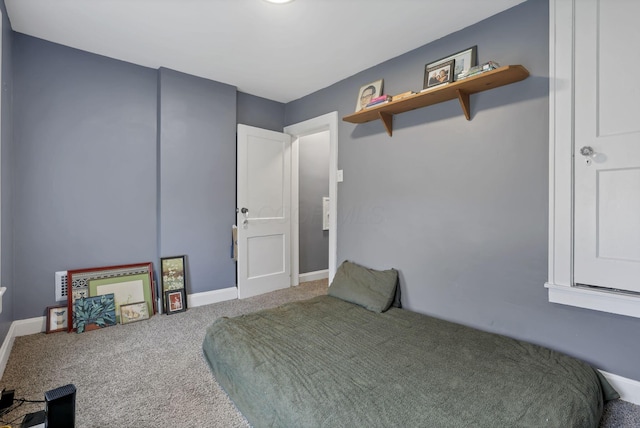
<box><xmin>580</xmin><ymin>146</ymin><xmax>595</xmax><ymax>157</ymax></box>
<box><xmin>241</xmin><ymin>207</ymin><xmax>249</xmax><ymax>214</ymax></box>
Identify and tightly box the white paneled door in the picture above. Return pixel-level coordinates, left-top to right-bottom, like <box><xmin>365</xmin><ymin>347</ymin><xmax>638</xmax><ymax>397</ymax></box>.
<box><xmin>573</xmin><ymin>0</ymin><xmax>640</xmax><ymax>293</ymax></box>
<box><xmin>237</xmin><ymin>125</ymin><xmax>292</xmax><ymax>299</ymax></box>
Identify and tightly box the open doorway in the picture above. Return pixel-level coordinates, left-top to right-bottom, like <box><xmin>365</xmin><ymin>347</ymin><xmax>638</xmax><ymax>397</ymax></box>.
<box><xmin>285</xmin><ymin>112</ymin><xmax>338</xmax><ymax>287</ymax></box>
<box><xmin>297</xmin><ymin>131</ymin><xmax>330</xmax><ymax>282</ymax></box>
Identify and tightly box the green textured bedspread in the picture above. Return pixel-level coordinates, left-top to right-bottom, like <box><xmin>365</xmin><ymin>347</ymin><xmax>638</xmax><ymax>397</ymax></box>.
<box><xmin>203</xmin><ymin>295</ymin><xmax>615</xmax><ymax>427</ymax></box>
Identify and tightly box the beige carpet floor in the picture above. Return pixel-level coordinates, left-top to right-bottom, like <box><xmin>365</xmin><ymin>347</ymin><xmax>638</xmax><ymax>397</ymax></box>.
<box><xmin>0</xmin><ymin>280</ymin><xmax>327</xmax><ymax>427</ymax></box>
<box><xmin>0</xmin><ymin>279</ymin><xmax>638</xmax><ymax>427</ymax></box>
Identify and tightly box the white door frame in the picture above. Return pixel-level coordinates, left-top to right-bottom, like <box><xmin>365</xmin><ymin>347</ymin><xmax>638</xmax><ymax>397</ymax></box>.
<box><xmin>284</xmin><ymin>112</ymin><xmax>338</xmax><ymax>286</ymax></box>
<box><xmin>545</xmin><ymin>0</ymin><xmax>640</xmax><ymax>318</ymax></box>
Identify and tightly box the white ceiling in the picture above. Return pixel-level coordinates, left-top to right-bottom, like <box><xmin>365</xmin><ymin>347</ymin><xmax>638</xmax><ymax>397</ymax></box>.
<box><xmin>5</xmin><ymin>0</ymin><xmax>527</xmax><ymax>103</ymax></box>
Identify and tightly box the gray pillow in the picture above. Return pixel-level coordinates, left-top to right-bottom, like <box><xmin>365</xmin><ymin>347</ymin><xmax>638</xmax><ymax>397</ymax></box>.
<box><xmin>328</xmin><ymin>261</ymin><xmax>398</xmax><ymax>313</ymax></box>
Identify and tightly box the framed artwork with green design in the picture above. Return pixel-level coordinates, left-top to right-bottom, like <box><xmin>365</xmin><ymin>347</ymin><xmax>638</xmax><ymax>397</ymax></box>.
<box><xmin>74</xmin><ymin>294</ymin><xmax>116</xmax><ymax>333</ymax></box>
<box><xmin>67</xmin><ymin>262</ymin><xmax>155</xmax><ymax>332</ymax></box>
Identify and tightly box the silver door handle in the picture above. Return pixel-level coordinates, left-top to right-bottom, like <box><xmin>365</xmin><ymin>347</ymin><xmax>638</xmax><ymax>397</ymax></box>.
<box><xmin>580</xmin><ymin>146</ymin><xmax>595</xmax><ymax>157</ymax></box>
<box><xmin>240</xmin><ymin>207</ymin><xmax>249</xmax><ymax>214</ymax></box>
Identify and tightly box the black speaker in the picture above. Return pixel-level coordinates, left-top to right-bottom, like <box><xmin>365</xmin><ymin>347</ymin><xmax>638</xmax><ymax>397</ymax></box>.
<box><xmin>44</xmin><ymin>384</ymin><xmax>76</xmax><ymax>428</ymax></box>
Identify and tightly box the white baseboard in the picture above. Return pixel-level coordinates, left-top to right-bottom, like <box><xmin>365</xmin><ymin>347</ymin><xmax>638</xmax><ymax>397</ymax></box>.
<box><xmin>299</xmin><ymin>269</ymin><xmax>329</xmax><ymax>283</ymax></box>
<box><xmin>0</xmin><ymin>322</ymin><xmax>17</xmax><ymax>379</ymax></box>
<box><xmin>187</xmin><ymin>286</ymin><xmax>238</xmax><ymax>308</ymax></box>
<box><xmin>13</xmin><ymin>316</ymin><xmax>46</xmax><ymax>336</ymax></box>
<box><xmin>600</xmin><ymin>370</ymin><xmax>640</xmax><ymax>405</ymax></box>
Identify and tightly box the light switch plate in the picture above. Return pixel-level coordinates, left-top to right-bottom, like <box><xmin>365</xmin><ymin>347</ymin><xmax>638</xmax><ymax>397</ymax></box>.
<box><xmin>337</xmin><ymin>170</ymin><xmax>344</xmax><ymax>182</ymax></box>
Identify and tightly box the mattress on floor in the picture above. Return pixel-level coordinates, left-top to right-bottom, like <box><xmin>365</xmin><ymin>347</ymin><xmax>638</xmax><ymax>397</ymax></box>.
<box><xmin>203</xmin><ymin>295</ymin><xmax>616</xmax><ymax>427</ymax></box>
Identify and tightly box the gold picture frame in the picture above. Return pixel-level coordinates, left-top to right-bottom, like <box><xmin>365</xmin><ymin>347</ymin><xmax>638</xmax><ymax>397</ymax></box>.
<box><xmin>120</xmin><ymin>301</ymin><xmax>150</xmax><ymax>324</ymax></box>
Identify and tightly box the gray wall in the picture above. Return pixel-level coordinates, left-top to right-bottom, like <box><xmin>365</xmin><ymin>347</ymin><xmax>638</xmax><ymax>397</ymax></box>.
<box><xmin>4</xmin><ymin>0</ymin><xmax>637</xmax><ymax>383</ymax></box>
<box><xmin>237</xmin><ymin>92</ymin><xmax>284</xmax><ymax>132</ymax></box>
<box><xmin>0</xmin><ymin>2</ymin><xmax>13</xmax><ymax>339</ymax></box>
<box><xmin>299</xmin><ymin>131</ymin><xmax>329</xmax><ymax>273</ymax></box>
<box><xmin>13</xmin><ymin>35</ymin><xmax>158</xmax><ymax>320</ymax></box>
<box><xmin>285</xmin><ymin>0</ymin><xmax>640</xmax><ymax>382</ymax></box>
<box><xmin>9</xmin><ymin>36</ymin><xmax>249</xmax><ymax>320</ymax></box>
<box><xmin>158</xmin><ymin>68</ymin><xmax>236</xmax><ymax>294</ymax></box>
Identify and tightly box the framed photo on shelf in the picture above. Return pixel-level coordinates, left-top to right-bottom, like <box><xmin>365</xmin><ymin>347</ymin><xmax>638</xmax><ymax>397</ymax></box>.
<box><xmin>165</xmin><ymin>289</ymin><xmax>187</xmax><ymax>315</ymax></box>
<box><xmin>120</xmin><ymin>301</ymin><xmax>150</xmax><ymax>324</ymax></box>
<box><xmin>67</xmin><ymin>262</ymin><xmax>155</xmax><ymax>332</ymax></box>
<box><xmin>425</xmin><ymin>60</ymin><xmax>454</xmax><ymax>89</ymax></box>
<box><xmin>46</xmin><ymin>305</ymin><xmax>69</xmax><ymax>334</ymax></box>
<box><xmin>355</xmin><ymin>79</ymin><xmax>383</xmax><ymax>112</ymax></box>
<box><xmin>425</xmin><ymin>45</ymin><xmax>477</xmax><ymax>84</ymax></box>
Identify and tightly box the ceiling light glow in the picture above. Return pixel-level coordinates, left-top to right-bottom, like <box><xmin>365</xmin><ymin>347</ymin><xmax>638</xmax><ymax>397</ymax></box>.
<box><xmin>263</xmin><ymin>0</ymin><xmax>295</xmax><ymax>4</ymax></box>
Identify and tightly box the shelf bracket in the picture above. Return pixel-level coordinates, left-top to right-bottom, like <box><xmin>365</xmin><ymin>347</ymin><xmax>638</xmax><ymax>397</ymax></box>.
<box><xmin>378</xmin><ymin>111</ymin><xmax>393</xmax><ymax>136</ymax></box>
<box><xmin>456</xmin><ymin>90</ymin><xmax>471</xmax><ymax>120</ymax></box>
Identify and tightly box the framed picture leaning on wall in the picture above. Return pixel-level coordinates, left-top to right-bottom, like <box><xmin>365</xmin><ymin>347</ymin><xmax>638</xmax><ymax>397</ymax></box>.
<box><xmin>46</xmin><ymin>305</ymin><xmax>68</xmax><ymax>333</ymax></box>
<box><xmin>67</xmin><ymin>262</ymin><xmax>155</xmax><ymax>332</ymax></box>
<box><xmin>160</xmin><ymin>256</ymin><xmax>186</xmax><ymax>292</ymax></box>
<box><xmin>165</xmin><ymin>289</ymin><xmax>187</xmax><ymax>315</ymax></box>
<box><xmin>161</xmin><ymin>255</ymin><xmax>187</xmax><ymax>313</ymax></box>
<box><xmin>120</xmin><ymin>301</ymin><xmax>150</xmax><ymax>324</ymax></box>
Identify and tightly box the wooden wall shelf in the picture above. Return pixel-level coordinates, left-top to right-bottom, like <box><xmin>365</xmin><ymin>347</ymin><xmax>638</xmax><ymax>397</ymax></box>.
<box><xmin>342</xmin><ymin>65</ymin><xmax>530</xmax><ymax>136</ymax></box>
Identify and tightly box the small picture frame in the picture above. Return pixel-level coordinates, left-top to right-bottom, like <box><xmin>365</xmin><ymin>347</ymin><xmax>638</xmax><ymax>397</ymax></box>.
<box><xmin>355</xmin><ymin>79</ymin><xmax>384</xmax><ymax>112</ymax></box>
<box><xmin>165</xmin><ymin>289</ymin><xmax>187</xmax><ymax>315</ymax></box>
<box><xmin>425</xmin><ymin>46</ymin><xmax>477</xmax><ymax>83</ymax></box>
<box><xmin>46</xmin><ymin>305</ymin><xmax>69</xmax><ymax>334</ymax></box>
<box><xmin>425</xmin><ymin>60</ymin><xmax>454</xmax><ymax>88</ymax></box>
<box><xmin>120</xmin><ymin>301</ymin><xmax>150</xmax><ymax>324</ymax></box>
<box><xmin>160</xmin><ymin>256</ymin><xmax>186</xmax><ymax>292</ymax></box>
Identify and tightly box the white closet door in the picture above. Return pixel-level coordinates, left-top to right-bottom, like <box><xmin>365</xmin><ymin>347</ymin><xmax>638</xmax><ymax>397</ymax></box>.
<box><xmin>573</xmin><ymin>0</ymin><xmax>640</xmax><ymax>292</ymax></box>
